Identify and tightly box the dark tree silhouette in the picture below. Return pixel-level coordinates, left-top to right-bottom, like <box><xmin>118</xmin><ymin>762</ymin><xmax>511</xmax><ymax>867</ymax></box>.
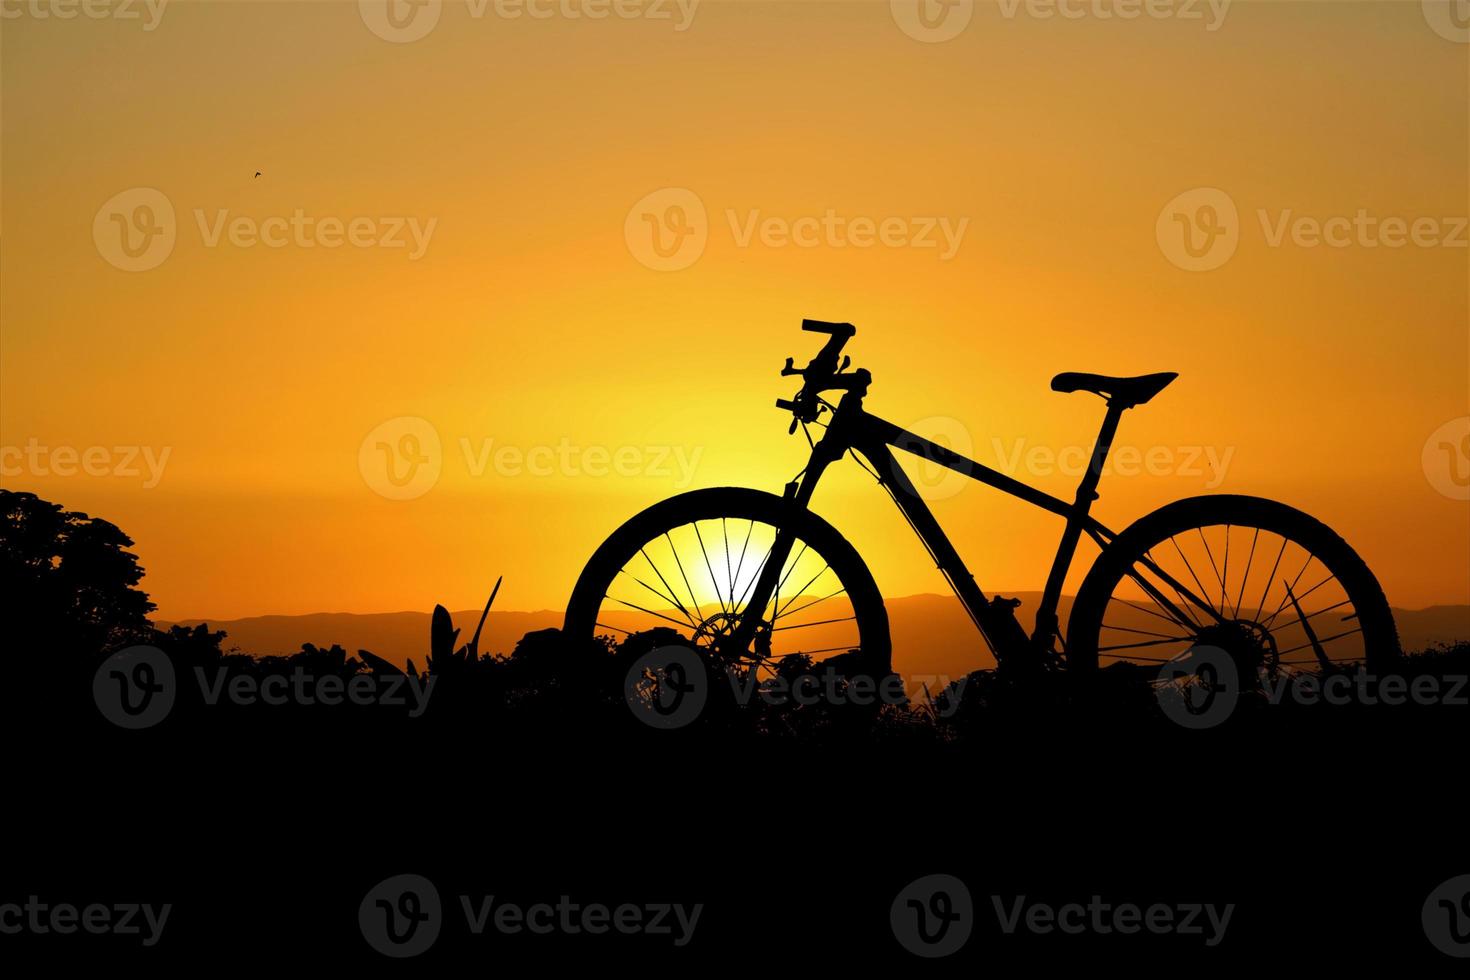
<box><xmin>1</xmin><ymin>489</ymin><xmax>156</xmax><ymax>658</ymax></box>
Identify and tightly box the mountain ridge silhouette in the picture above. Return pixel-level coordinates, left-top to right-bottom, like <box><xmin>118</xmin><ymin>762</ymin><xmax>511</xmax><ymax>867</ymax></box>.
<box><xmin>161</xmin><ymin>595</ymin><xmax>1470</xmax><ymax>681</ymax></box>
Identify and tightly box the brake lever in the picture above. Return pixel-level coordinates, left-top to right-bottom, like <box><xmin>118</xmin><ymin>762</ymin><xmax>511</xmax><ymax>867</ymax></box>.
<box><xmin>781</xmin><ymin>357</ymin><xmax>804</xmax><ymax>377</ymax></box>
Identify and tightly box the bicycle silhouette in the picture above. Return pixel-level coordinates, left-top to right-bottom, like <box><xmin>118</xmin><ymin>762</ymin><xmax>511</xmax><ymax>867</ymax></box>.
<box><xmin>566</xmin><ymin>320</ymin><xmax>1399</xmax><ymax>686</ymax></box>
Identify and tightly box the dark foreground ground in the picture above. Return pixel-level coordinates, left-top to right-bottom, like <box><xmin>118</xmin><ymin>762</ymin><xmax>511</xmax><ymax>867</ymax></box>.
<box><xmin>4</xmin><ymin>631</ymin><xmax>1467</xmax><ymax>971</ymax></box>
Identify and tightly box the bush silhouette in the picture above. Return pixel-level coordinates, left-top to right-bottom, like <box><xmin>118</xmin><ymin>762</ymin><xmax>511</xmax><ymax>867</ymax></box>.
<box><xmin>2</xmin><ymin>490</ymin><xmax>1464</xmax><ymax>752</ymax></box>
<box><xmin>2</xmin><ymin>489</ymin><xmax>155</xmax><ymax>660</ymax></box>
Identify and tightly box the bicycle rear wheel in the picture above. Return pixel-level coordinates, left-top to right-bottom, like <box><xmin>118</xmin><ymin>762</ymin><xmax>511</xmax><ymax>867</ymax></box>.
<box><xmin>1067</xmin><ymin>495</ymin><xmax>1399</xmax><ymax>676</ymax></box>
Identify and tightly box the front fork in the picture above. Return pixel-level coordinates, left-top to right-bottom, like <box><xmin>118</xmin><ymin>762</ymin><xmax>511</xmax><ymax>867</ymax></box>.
<box><xmin>716</xmin><ymin>426</ymin><xmax>846</xmax><ymax>662</ymax></box>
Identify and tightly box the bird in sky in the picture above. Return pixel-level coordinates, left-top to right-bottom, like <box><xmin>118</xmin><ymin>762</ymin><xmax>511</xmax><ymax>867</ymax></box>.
<box><xmin>254</xmin><ymin>171</ymin><xmax>262</xmax><ymax>179</ymax></box>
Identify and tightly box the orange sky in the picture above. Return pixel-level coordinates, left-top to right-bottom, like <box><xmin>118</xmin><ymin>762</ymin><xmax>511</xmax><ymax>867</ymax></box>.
<box><xmin>2</xmin><ymin>0</ymin><xmax>1467</xmax><ymax>621</ymax></box>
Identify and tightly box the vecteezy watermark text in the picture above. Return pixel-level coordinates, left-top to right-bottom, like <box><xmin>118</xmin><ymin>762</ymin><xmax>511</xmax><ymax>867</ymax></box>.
<box><xmin>991</xmin><ymin>437</ymin><xmax>1233</xmax><ymax>488</ymax></box>
<box><xmin>889</xmin><ymin>873</ymin><xmax>1234</xmax><ymax>957</ymax></box>
<box><xmin>623</xmin><ymin>646</ymin><xmax>965</xmax><ymax>730</ymax></box>
<box><xmin>992</xmin><ymin>894</ymin><xmax>1234</xmax><ymax>946</ymax></box>
<box><xmin>92</xmin><ymin>645</ymin><xmax>436</xmax><ymax>729</ymax></box>
<box><xmin>1157</xmin><ymin>187</ymin><xmax>1469</xmax><ymax>272</ymax></box>
<box><xmin>0</xmin><ymin>0</ymin><xmax>167</xmax><ymax>30</ymax></box>
<box><xmin>93</xmin><ymin>188</ymin><xmax>437</xmax><ymax>272</ymax></box>
<box><xmin>358</xmin><ymin>416</ymin><xmax>705</xmax><ymax>501</ymax></box>
<box><xmin>1</xmin><ymin>439</ymin><xmax>171</xmax><ymax>488</ymax></box>
<box><xmin>0</xmin><ymin>897</ymin><xmax>171</xmax><ymax>947</ymax></box>
<box><xmin>359</xmin><ymin>0</ymin><xmax>699</xmax><ymax>44</ymax></box>
<box><xmin>624</xmin><ymin>188</ymin><xmax>970</xmax><ymax>271</ymax></box>
<box><xmin>1153</xmin><ymin>647</ymin><xmax>1468</xmax><ymax>729</ymax></box>
<box><xmin>358</xmin><ymin>874</ymin><xmax>702</xmax><ymax>958</ymax></box>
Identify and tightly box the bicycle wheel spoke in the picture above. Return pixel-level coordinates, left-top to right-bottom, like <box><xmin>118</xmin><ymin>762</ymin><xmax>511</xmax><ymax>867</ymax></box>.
<box><xmin>775</xmin><ymin>586</ymin><xmax>847</xmax><ymax>622</ymax></box>
<box><xmin>664</xmin><ymin>530</ymin><xmax>705</xmax><ymax>624</ymax></box>
<box><xmin>1266</xmin><ymin>597</ymin><xmax>1353</xmax><ymax>634</ymax></box>
<box><xmin>594</xmin><ymin>621</ymin><xmax>633</xmax><ymax>636</ymax></box>
<box><xmin>1099</xmin><ymin>636</ymin><xmax>1199</xmax><ymax>653</ymax></box>
<box><xmin>1275</xmin><ymin>627</ymin><xmax>1363</xmax><ymax>657</ymax></box>
<box><xmin>1194</xmin><ymin>528</ymin><xmax>1228</xmax><ymax>614</ymax></box>
<box><xmin>775</xmin><ymin>562</ymin><xmax>831</xmax><ymax>619</ymax></box>
<box><xmin>774</xmin><ymin>543</ymin><xmax>808</xmax><ymax>598</ymax></box>
<box><xmin>606</xmin><ymin>595</ymin><xmax>698</xmax><ymax>632</ymax></box>
<box><xmin>692</xmin><ymin>522</ymin><xmax>728</xmax><ymax>617</ymax></box>
<box><xmin>1221</xmin><ymin>525</ymin><xmax>1230</xmax><ymax>611</ymax></box>
<box><xmin>1278</xmin><ymin>656</ymin><xmax>1367</xmax><ymax>665</ymax></box>
<box><xmin>772</xmin><ymin>615</ymin><xmax>855</xmax><ymax>632</ymax></box>
<box><xmin>1111</xmin><ymin>595</ymin><xmax>1198</xmax><ymax>631</ymax></box>
<box><xmin>1261</xmin><ymin>553</ymin><xmax>1315</xmax><ymax>628</ymax></box>
<box><xmin>1234</xmin><ymin>527</ymin><xmax>1260</xmax><ymax>618</ymax></box>
<box><xmin>1253</xmin><ymin>536</ymin><xmax>1289</xmax><ymax>620</ymax></box>
<box><xmin>733</xmin><ymin>546</ymin><xmax>775</xmax><ymax>614</ymax></box>
<box><xmin>1099</xmin><ymin>622</ymin><xmax>1195</xmax><ymax>642</ymax></box>
<box><xmin>722</xmin><ymin>519</ymin><xmax>734</xmax><ymax>612</ymax></box>
<box><xmin>730</xmin><ymin>519</ymin><xmax>755</xmax><ymax>610</ymax></box>
<box><xmin>638</xmin><ymin>547</ymin><xmax>697</xmax><ymax>627</ymax></box>
<box><xmin>1261</xmin><ymin>571</ymin><xmax>1336</xmax><ymax>631</ymax></box>
<box><xmin>617</xmin><ymin>568</ymin><xmax>697</xmax><ymax>628</ymax></box>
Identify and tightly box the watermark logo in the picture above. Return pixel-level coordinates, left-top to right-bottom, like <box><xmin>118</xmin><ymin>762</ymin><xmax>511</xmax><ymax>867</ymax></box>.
<box><xmin>891</xmin><ymin>874</ymin><xmax>973</xmax><ymax>957</ymax></box>
<box><xmin>360</xmin><ymin>417</ymin><xmax>443</xmax><ymax>501</ymax></box>
<box><xmin>1159</xmin><ymin>188</ymin><xmax>1468</xmax><ymax>270</ymax></box>
<box><xmin>360</xmin><ymin>874</ymin><xmax>443</xmax><ymax>958</ymax></box>
<box><xmin>94</xmin><ymin>189</ymin><xmax>437</xmax><ymax>270</ymax></box>
<box><xmin>892</xmin><ymin>416</ymin><xmax>976</xmax><ymax>501</ymax></box>
<box><xmin>1423</xmin><ymin>0</ymin><xmax>1470</xmax><ymax>43</ymax></box>
<box><xmin>1422</xmin><ymin>416</ymin><xmax>1470</xmax><ymax>501</ymax></box>
<box><xmin>92</xmin><ymin>645</ymin><xmax>439</xmax><ymax>727</ymax></box>
<box><xmin>890</xmin><ymin>0</ymin><xmax>974</xmax><ymax>43</ymax></box>
<box><xmin>1154</xmin><ymin>645</ymin><xmax>1238</xmax><ymax>729</ymax></box>
<box><xmin>625</xmin><ymin>188</ymin><xmax>968</xmax><ymax>269</ymax></box>
<box><xmin>359</xmin><ymin>0</ymin><xmax>441</xmax><ymax>42</ymax></box>
<box><xmin>625</xmin><ymin>187</ymin><xmax>708</xmax><ymax>271</ymax></box>
<box><xmin>1156</xmin><ymin>187</ymin><xmax>1238</xmax><ymax>272</ymax></box>
<box><xmin>623</xmin><ymin>645</ymin><xmax>708</xmax><ymax>729</ymax></box>
<box><xmin>360</xmin><ymin>0</ymin><xmax>697</xmax><ymax>41</ymax></box>
<box><xmin>622</xmin><ymin>649</ymin><xmax>962</xmax><ymax>729</ymax></box>
<box><xmin>1423</xmin><ymin>874</ymin><xmax>1470</xmax><ymax>958</ymax></box>
<box><xmin>92</xmin><ymin>645</ymin><xmax>176</xmax><ymax>730</ymax></box>
<box><xmin>359</xmin><ymin>874</ymin><xmax>702</xmax><ymax>956</ymax></box>
<box><xmin>93</xmin><ymin>188</ymin><xmax>176</xmax><ymax>272</ymax></box>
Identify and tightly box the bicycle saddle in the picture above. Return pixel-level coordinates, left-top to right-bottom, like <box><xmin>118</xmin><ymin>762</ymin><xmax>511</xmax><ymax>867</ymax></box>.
<box><xmin>1050</xmin><ymin>371</ymin><xmax>1178</xmax><ymax>408</ymax></box>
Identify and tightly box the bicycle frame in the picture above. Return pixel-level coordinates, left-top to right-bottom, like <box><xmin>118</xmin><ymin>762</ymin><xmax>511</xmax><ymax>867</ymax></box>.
<box><xmin>726</xmin><ymin>382</ymin><xmax>1220</xmax><ymax>667</ymax></box>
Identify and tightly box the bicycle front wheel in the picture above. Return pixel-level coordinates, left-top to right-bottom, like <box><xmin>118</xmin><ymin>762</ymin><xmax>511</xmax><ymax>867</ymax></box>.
<box><xmin>564</xmin><ymin>488</ymin><xmax>891</xmax><ymax>677</ymax></box>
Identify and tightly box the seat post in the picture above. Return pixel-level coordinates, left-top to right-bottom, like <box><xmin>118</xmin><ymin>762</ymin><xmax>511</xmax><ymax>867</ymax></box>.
<box><xmin>1035</xmin><ymin>400</ymin><xmax>1127</xmax><ymax>647</ymax></box>
<box><xmin>1077</xmin><ymin>400</ymin><xmax>1126</xmax><ymax>509</ymax></box>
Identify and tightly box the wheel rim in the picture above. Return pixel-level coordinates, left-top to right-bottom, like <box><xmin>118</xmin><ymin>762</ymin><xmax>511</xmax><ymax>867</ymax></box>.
<box><xmin>591</xmin><ymin>517</ymin><xmax>864</xmax><ymax>677</ymax></box>
<box><xmin>1093</xmin><ymin>522</ymin><xmax>1375</xmax><ymax>678</ymax></box>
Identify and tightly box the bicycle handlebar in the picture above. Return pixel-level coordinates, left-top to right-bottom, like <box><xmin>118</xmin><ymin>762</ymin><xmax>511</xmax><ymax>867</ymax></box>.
<box><xmin>777</xmin><ymin>319</ymin><xmax>866</xmax><ymax>430</ymax></box>
<box><xmin>802</xmin><ymin>318</ymin><xmax>856</xmax><ymax>337</ymax></box>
